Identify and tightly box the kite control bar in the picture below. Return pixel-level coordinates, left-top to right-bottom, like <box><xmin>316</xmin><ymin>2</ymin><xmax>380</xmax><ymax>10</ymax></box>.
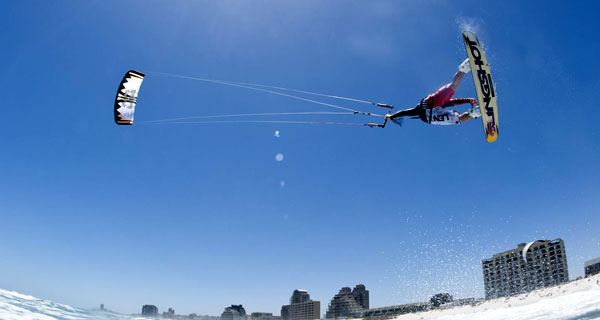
<box><xmin>365</xmin><ymin>103</ymin><xmax>392</xmax><ymax>128</ymax></box>
<box><xmin>366</xmin><ymin>117</ymin><xmax>388</xmax><ymax>128</ymax></box>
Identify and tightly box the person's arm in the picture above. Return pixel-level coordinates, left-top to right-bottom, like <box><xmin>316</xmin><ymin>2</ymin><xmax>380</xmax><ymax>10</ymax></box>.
<box><xmin>369</xmin><ymin>106</ymin><xmax>422</xmax><ymax>128</ymax></box>
<box><xmin>387</xmin><ymin>106</ymin><xmax>421</xmax><ymax>120</ymax></box>
<box><xmin>443</xmin><ymin>98</ymin><xmax>478</xmax><ymax>107</ymax></box>
<box><xmin>459</xmin><ymin>112</ymin><xmax>475</xmax><ymax>123</ymax></box>
<box><xmin>459</xmin><ymin>105</ymin><xmax>481</xmax><ymax>123</ymax></box>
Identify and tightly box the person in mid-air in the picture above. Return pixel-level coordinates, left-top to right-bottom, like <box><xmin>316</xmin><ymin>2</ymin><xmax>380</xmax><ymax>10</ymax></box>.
<box><xmin>371</xmin><ymin>59</ymin><xmax>481</xmax><ymax>128</ymax></box>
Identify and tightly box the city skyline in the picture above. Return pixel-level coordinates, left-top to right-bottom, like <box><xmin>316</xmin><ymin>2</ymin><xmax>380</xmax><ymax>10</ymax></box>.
<box><xmin>2</xmin><ymin>0</ymin><xmax>600</xmax><ymax>316</ymax></box>
<box><xmin>130</xmin><ymin>243</ymin><xmax>594</xmax><ymax>319</ymax></box>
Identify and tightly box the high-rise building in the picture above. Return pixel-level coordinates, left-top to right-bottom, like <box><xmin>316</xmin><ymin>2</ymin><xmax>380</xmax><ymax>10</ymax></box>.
<box><xmin>585</xmin><ymin>257</ymin><xmax>600</xmax><ymax>277</ymax></box>
<box><xmin>141</xmin><ymin>305</ymin><xmax>159</xmax><ymax>317</ymax></box>
<box><xmin>281</xmin><ymin>289</ymin><xmax>320</xmax><ymax>320</ymax></box>
<box><xmin>325</xmin><ymin>285</ymin><xmax>369</xmax><ymax>319</ymax></box>
<box><xmin>281</xmin><ymin>305</ymin><xmax>290</xmax><ymax>320</ymax></box>
<box><xmin>221</xmin><ymin>305</ymin><xmax>247</xmax><ymax>320</ymax></box>
<box><xmin>352</xmin><ymin>284</ymin><xmax>369</xmax><ymax>309</ymax></box>
<box><xmin>290</xmin><ymin>290</ymin><xmax>310</xmax><ymax>304</ymax></box>
<box><xmin>482</xmin><ymin>239</ymin><xmax>569</xmax><ymax>299</ymax></box>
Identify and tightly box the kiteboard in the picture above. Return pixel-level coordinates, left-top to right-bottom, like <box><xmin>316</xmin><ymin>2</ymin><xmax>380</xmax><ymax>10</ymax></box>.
<box><xmin>462</xmin><ymin>31</ymin><xmax>499</xmax><ymax>143</ymax></box>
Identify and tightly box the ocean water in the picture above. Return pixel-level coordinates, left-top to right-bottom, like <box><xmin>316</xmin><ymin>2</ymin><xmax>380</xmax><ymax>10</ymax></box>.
<box><xmin>0</xmin><ymin>288</ymin><xmax>144</xmax><ymax>320</ymax></box>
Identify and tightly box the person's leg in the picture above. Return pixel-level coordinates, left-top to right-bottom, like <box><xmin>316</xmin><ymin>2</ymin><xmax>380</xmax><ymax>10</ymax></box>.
<box><xmin>424</xmin><ymin>83</ymin><xmax>455</xmax><ymax>108</ymax></box>
<box><xmin>451</xmin><ymin>59</ymin><xmax>471</xmax><ymax>90</ymax></box>
<box><xmin>449</xmin><ymin>71</ymin><xmax>465</xmax><ymax>91</ymax></box>
<box><xmin>423</xmin><ymin>59</ymin><xmax>471</xmax><ymax>109</ymax></box>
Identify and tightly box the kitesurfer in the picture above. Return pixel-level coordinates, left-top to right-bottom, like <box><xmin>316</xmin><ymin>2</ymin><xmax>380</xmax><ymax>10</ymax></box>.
<box><xmin>373</xmin><ymin>59</ymin><xmax>480</xmax><ymax>127</ymax></box>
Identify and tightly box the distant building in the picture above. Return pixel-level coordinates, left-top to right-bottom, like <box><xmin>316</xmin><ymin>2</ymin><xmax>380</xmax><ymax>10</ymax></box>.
<box><xmin>435</xmin><ymin>298</ymin><xmax>481</xmax><ymax>310</ymax></box>
<box><xmin>362</xmin><ymin>293</ymin><xmax>477</xmax><ymax>320</ymax></box>
<box><xmin>325</xmin><ymin>285</ymin><xmax>369</xmax><ymax>319</ymax></box>
<box><xmin>251</xmin><ymin>312</ymin><xmax>273</xmax><ymax>320</ymax></box>
<box><xmin>585</xmin><ymin>258</ymin><xmax>600</xmax><ymax>277</ymax></box>
<box><xmin>163</xmin><ymin>307</ymin><xmax>175</xmax><ymax>319</ymax></box>
<box><xmin>362</xmin><ymin>303</ymin><xmax>429</xmax><ymax>320</ymax></box>
<box><xmin>482</xmin><ymin>239</ymin><xmax>569</xmax><ymax>299</ymax></box>
<box><xmin>281</xmin><ymin>305</ymin><xmax>289</xmax><ymax>320</ymax></box>
<box><xmin>281</xmin><ymin>289</ymin><xmax>320</xmax><ymax>320</ymax></box>
<box><xmin>352</xmin><ymin>285</ymin><xmax>369</xmax><ymax>309</ymax></box>
<box><xmin>221</xmin><ymin>305</ymin><xmax>247</xmax><ymax>320</ymax></box>
<box><xmin>290</xmin><ymin>290</ymin><xmax>310</xmax><ymax>304</ymax></box>
<box><xmin>251</xmin><ymin>312</ymin><xmax>281</xmax><ymax>320</ymax></box>
<box><xmin>189</xmin><ymin>315</ymin><xmax>222</xmax><ymax>320</ymax></box>
<box><xmin>100</xmin><ymin>304</ymin><xmax>104</xmax><ymax>310</ymax></box>
<box><xmin>141</xmin><ymin>305</ymin><xmax>159</xmax><ymax>317</ymax></box>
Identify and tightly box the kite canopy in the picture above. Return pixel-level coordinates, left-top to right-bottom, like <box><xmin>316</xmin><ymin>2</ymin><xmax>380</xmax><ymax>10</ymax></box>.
<box><xmin>114</xmin><ymin>70</ymin><xmax>145</xmax><ymax>125</ymax></box>
<box><xmin>522</xmin><ymin>240</ymin><xmax>541</xmax><ymax>262</ymax></box>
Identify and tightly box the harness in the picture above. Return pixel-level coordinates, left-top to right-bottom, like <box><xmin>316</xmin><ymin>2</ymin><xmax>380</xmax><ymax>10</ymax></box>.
<box><xmin>418</xmin><ymin>98</ymin><xmax>432</xmax><ymax>124</ymax></box>
<box><xmin>419</xmin><ymin>98</ymin><xmax>461</xmax><ymax>125</ymax></box>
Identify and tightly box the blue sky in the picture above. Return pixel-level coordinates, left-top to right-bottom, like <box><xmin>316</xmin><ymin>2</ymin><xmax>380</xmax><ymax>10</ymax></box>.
<box><xmin>1</xmin><ymin>0</ymin><xmax>600</xmax><ymax>316</ymax></box>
